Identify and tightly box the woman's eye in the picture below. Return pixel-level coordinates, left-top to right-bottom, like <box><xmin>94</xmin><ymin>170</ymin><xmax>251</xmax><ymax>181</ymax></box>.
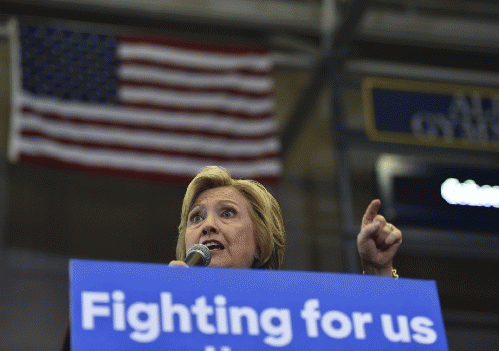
<box><xmin>190</xmin><ymin>214</ymin><xmax>203</xmax><ymax>223</ymax></box>
<box><xmin>222</xmin><ymin>209</ymin><xmax>236</xmax><ymax>218</ymax></box>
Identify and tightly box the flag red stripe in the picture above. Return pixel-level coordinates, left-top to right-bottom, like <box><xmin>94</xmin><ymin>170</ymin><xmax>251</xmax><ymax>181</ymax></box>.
<box><xmin>19</xmin><ymin>154</ymin><xmax>280</xmax><ymax>184</ymax></box>
<box><xmin>21</xmin><ymin>107</ymin><xmax>278</xmax><ymax>141</ymax></box>
<box><xmin>119</xmin><ymin>34</ymin><xmax>269</xmax><ymax>55</ymax></box>
<box><xmin>120</xmin><ymin>59</ymin><xmax>271</xmax><ymax>77</ymax></box>
<box><xmin>21</xmin><ymin>130</ymin><xmax>280</xmax><ymax>162</ymax></box>
<box><xmin>120</xmin><ymin>80</ymin><xmax>272</xmax><ymax>99</ymax></box>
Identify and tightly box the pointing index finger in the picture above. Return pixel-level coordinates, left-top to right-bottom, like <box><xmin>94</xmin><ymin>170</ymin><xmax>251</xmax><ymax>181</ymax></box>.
<box><xmin>362</xmin><ymin>199</ymin><xmax>381</xmax><ymax>228</ymax></box>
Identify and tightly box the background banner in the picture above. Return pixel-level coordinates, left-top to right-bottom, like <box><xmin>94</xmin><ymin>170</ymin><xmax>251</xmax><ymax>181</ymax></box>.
<box><xmin>70</xmin><ymin>259</ymin><xmax>448</xmax><ymax>350</ymax></box>
<box><xmin>362</xmin><ymin>77</ymin><xmax>499</xmax><ymax>151</ymax></box>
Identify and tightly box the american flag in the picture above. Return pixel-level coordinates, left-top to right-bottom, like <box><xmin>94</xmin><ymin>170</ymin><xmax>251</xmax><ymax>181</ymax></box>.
<box><xmin>9</xmin><ymin>22</ymin><xmax>282</xmax><ymax>183</ymax></box>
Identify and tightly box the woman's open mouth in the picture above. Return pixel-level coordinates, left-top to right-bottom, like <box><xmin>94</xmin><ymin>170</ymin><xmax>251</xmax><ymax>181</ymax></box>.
<box><xmin>202</xmin><ymin>240</ymin><xmax>225</xmax><ymax>251</ymax></box>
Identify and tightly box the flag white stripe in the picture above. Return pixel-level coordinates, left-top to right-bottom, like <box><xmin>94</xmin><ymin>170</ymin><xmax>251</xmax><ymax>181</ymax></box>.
<box><xmin>119</xmin><ymin>44</ymin><xmax>272</xmax><ymax>72</ymax></box>
<box><xmin>119</xmin><ymin>65</ymin><xmax>273</xmax><ymax>92</ymax></box>
<box><xmin>20</xmin><ymin>137</ymin><xmax>282</xmax><ymax>176</ymax></box>
<box><xmin>21</xmin><ymin>94</ymin><xmax>278</xmax><ymax>135</ymax></box>
<box><xmin>118</xmin><ymin>87</ymin><xmax>275</xmax><ymax>113</ymax></box>
<box><xmin>21</xmin><ymin>114</ymin><xmax>280</xmax><ymax>156</ymax></box>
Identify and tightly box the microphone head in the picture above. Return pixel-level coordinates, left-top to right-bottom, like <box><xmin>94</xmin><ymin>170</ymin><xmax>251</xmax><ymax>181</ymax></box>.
<box><xmin>186</xmin><ymin>244</ymin><xmax>211</xmax><ymax>266</ymax></box>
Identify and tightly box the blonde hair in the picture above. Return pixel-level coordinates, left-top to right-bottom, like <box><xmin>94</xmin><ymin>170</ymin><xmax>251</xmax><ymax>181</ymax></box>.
<box><xmin>177</xmin><ymin>166</ymin><xmax>285</xmax><ymax>269</ymax></box>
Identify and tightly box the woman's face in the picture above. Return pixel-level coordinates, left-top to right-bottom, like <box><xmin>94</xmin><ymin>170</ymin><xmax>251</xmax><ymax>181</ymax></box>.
<box><xmin>185</xmin><ymin>186</ymin><xmax>257</xmax><ymax>268</ymax></box>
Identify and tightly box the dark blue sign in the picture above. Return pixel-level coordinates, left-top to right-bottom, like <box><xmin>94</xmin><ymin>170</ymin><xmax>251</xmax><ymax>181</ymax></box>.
<box><xmin>375</xmin><ymin>155</ymin><xmax>499</xmax><ymax>233</ymax></box>
<box><xmin>362</xmin><ymin>77</ymin><xmax>499</xmax><ymax>151</ymax></box>
<box><xmin>70</xmin><ymin>259</ymin><xmax>448</xmax><ymax>350</ymax></box>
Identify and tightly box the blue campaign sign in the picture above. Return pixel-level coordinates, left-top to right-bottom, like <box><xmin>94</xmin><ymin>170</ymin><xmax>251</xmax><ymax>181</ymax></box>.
<box><xmin>362</xmin><ymin>77</ymin><xmax>499</xmax><ymax>151</ymax></box>
<box><xmin>70</xmin><ymin>259</ymin><xmax>448</xmax><ymax>351</ymax></box>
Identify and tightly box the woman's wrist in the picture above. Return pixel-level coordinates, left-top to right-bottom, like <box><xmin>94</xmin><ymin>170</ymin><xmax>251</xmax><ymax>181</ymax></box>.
<box><xmin>362</xmin><ymin>263</ymin><xmax>397</xmax><ymax>278</ymax></box>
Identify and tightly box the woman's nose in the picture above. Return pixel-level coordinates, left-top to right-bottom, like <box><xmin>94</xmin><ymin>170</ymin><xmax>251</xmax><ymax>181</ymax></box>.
<box><xmin>202</xmin><ymin>214</ymin><xmax>218</xmax><ymax>235</ymax></box>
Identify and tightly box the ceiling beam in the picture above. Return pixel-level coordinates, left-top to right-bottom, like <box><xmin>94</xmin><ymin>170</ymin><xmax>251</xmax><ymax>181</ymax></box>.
<box><xmin>0</xmin><ymin>0</ymin><xmax>323</xmax><ymax>36</ymax></box>
<box><xmin>280</xmin><ymin>0</ymin><xmax>371</xmax><ymax>159</ymax></box>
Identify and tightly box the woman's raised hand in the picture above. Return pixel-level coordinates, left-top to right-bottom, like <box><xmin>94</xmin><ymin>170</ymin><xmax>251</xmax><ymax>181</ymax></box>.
<box><xmin>357</xmin><ymin>199</ymin><xmax>402</xmax><ymax>277</ymax></box>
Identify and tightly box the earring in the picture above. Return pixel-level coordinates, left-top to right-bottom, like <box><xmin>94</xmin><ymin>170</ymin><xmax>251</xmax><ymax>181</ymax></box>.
<box><xmin>254</xmin><ymin>250</ymin><xmax>260</xmax><ymax>261</ymax></box>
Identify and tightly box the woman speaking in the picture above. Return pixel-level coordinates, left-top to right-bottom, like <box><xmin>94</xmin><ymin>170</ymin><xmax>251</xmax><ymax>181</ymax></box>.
<box><xmin>170</xmin><ymin>166</ymin><xmax>402</xmax><ymax>277</ymax></box>
<box><xmin>62</xmin><ymin>165</ymin><xmax>403</xmax><ymax>350</ymax></box>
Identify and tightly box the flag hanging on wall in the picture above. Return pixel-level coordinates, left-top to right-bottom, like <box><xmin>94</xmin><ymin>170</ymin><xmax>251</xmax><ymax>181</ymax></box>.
<box><xmin>8</xmin><ymin>21</ymin><xmax>281</xmax><ymax>183</ymax></box>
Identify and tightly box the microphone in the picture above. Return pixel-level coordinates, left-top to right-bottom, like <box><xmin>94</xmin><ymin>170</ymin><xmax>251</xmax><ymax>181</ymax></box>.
<box><xmin>185</xmin><ymin>244</ymin><xmax>211</xmax><ymax>266</ymax></box>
